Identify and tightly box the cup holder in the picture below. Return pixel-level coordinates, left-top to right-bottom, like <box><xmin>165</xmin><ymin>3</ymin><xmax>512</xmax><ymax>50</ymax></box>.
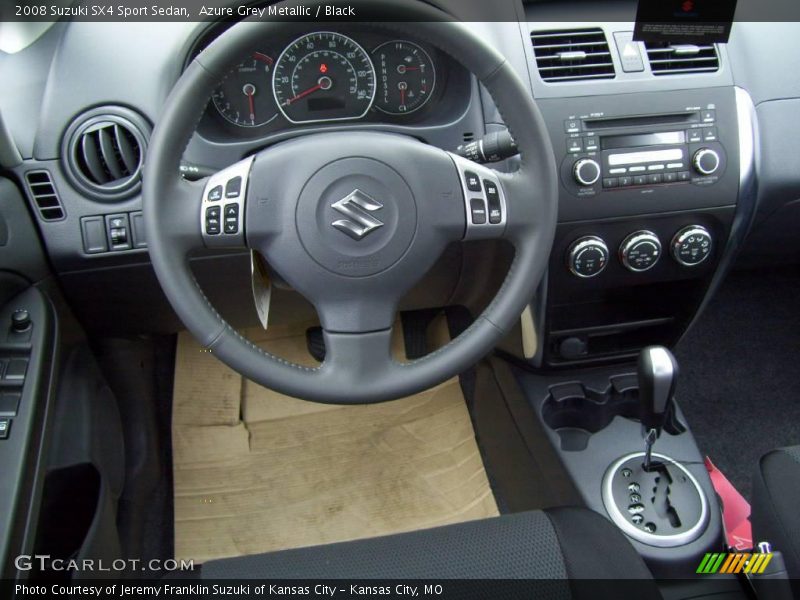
<box><xmin>541</xmin><ymin>375</ymin><xmax>684</xmax><ymax>451</ymax></box>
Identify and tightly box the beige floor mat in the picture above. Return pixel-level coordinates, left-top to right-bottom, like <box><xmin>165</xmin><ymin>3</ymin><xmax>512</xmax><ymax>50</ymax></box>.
<box><xmin>172</xmin><ymin>321</ymin><xmax>499</xmax><ymax>563</ymax></box>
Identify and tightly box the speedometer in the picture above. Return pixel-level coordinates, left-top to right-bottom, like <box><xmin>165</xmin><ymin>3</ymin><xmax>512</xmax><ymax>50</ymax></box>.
<box><xmin>273</xmin><ymin>32</ymin><xmax>376</xmax><ymax>124</ymax></box>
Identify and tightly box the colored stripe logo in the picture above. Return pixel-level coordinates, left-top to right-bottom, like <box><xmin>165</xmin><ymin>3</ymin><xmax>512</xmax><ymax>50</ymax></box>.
<box><xmin>696</xmin><ymin>553</ymin><xmax>773</xmax><ymax>574</ymax></box>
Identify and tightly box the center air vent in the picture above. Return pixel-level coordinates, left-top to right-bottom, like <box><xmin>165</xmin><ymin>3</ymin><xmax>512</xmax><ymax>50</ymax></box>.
<box><xmin>645</xmin><ymin>42</ymin><xmax>720</xmax><ymax>75</ymax></box>
<box><xmin>531</xmin><ymin>28</ymin><xmax>616</xmax><ymax>82</ymax></box>
<box><xmin>63</xmin><ymin>107</ymin><xmax>150</xmax><ymax>201</ymax></box>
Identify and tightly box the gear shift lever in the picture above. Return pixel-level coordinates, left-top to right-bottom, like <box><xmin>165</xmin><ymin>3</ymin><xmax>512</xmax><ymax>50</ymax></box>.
<box><xmin>637</xmin><ymin>346</ymin><xmax>679</xmax><ymax>470</ymax></box>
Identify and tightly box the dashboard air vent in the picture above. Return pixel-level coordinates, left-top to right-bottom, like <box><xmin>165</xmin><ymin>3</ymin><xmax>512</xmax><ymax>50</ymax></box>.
<box><xmin>645</xmin><ymin>42</ymin><xmax>720</xmax><ymax>75</ymax></box>
<box><xmin>63</xmin><ymin>107</ymin><xmax>150</xmax><ymax>201</ymax></box>
<box><xmin>531</xmin><ymin>28</ymin><xmax>615</xmax><ymax>82</ymax></box>
<box><xmin>25</xmin><ymin>170</ymin><xmax>65</xmax><ymax>221</ymax></box>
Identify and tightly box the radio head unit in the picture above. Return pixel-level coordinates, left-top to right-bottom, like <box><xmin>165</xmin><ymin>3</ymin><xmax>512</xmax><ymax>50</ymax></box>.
<box><xmin>559</xmin><ymin>107</ymin><xmax>726</xmax><ymax>196</ymax></box>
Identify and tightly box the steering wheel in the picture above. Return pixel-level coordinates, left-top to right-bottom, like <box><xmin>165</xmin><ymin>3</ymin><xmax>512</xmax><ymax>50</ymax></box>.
<box><xmin>143</xmin><ymin>0</ymin><xmax>558</xmax><ymax>404</ymax></box>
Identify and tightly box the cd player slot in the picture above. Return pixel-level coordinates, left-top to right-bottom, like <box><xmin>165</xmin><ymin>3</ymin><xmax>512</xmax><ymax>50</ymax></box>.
<box><xmin>601</xmin><ymin>131</ymin><xmax>685</xmax><ymax>150</ymax></box>
<box><xmin>584</xmin><ymin>111</ymin><xmax>698</xmax><ymax>130</ymax></box>
<box><xmin>607</xmin><ymin>148</ymin><xmax>685</xmax><ymax>167</ymax></box>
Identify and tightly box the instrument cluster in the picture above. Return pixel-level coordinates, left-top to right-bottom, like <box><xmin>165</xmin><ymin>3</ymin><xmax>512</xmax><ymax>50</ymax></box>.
<box><xmin>193</xmin><ymin>27</ymin><xmax>456</xmax><ymax>138</ymax></box>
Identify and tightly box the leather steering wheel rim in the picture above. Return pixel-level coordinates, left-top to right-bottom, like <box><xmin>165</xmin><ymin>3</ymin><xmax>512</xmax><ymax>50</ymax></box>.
<box><xmin>143</xmin><ymin>0</ymin><xmax>558</xmax><ymax>404</ymax></box>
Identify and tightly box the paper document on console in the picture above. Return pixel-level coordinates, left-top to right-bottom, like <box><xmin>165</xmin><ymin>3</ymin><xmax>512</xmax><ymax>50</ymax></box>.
<box><xmin>250</xmin><ymin>250</ymin><xmax>272</xmax><ymax>330</ymax></box>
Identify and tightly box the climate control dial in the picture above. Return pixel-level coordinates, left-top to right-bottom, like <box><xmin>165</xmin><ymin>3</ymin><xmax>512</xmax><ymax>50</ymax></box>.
<box><xmin>567</xmin><ymin>236</ymin><xmax>609</xmax><ymax>278</ymax></box>
<box><xmin>573</xmin><ymin>159</ymin><xmax>601</xmax><ymax>186</ymax></box>
<box><xmin>671</xmin><ymin>225</ymin><xmax>713</xmax><ymax>266</ymax></box>
<box><xmin>620</xmin><ymin>231</ymin><xmax>661</xmax><ymax>272</ymax></box>
<box><xmin>692</xmin><ymin>148</ymin><xmax>720</xmax><ymax>176</ymax></box>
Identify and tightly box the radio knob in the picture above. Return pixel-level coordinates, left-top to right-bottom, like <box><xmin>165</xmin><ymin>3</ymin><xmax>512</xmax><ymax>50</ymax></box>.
<box><xmin>567</xmin><ymin>236</ymin><xmax>609</xmax><ymax>278</ymax></box>
<box><xmin>692</xmin><ymin>148</ymin><xmax>720</xmax><ymax>176</ymax></box>
<box><xmin>573</xmin><ymin>158</ymin><xmax>601</xmax><ymax>186</ymax></box>
<box><xmin>620</xmin><ymin>231</ymin><xmax>662</xmax><ymax>273</ymax></box>
<box><xmin>671</xmin><ymin>225</ymin><xmax>713</xmax><ymax>266</ymax></box>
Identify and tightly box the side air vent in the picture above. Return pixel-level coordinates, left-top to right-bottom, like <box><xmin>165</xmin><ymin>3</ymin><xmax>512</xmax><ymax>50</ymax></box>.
<box><xmin>25</xmin><ymin>170</ymin><xmax>65</xmax><ymax>221</ymax></box>
<box><xmin>62</xmin><ymin>107</ymin><xmax>150</xmax><ymax>201</ymax></box>
<box><xmin>645</xmin><ymin>42</ymin><xmax>720</xmax><ymax>75</ymax></box>
<box><xmin>531</xmin><ymin>28</ymin><xmax>615</xmax><ymax>82</ymax></box>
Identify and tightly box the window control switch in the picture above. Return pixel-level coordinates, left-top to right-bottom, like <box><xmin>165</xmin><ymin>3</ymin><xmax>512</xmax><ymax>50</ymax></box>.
<box><xmin>4</xmin><ymin>359</ymin><xmax>27</xmax><ymax>382</ymax></box>
<box><xmin>0</xmin><ymin>393</ymin><xmax>20</xmax><ymax>417</ymax></box>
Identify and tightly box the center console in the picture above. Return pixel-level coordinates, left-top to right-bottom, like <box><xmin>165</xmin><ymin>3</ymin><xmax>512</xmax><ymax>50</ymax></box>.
<box><xmin>534</xmin><ymin>87</ymin><xmax>749</xmax><ymax>367</ymax></box>
<box><xmin>497</xmin><ymin>6</ymin><xmax>761</xmax><ymax>587</ymax></box>
<box><xmin>513</xmin><ymin>352</ymin><xmax>724</xmax><ymax>578</ymax></box>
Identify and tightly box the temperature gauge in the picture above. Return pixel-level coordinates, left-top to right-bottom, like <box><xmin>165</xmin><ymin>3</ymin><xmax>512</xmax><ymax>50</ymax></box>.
<box><xmin>371</xmin><ymin>40</ymin><xmax>435</xmax><ymax>115</ymax></box>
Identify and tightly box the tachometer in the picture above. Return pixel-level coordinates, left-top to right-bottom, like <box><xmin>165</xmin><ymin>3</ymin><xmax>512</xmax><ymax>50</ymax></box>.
<box><xmin>211</xmin><ymin>52</ymin><xmax>279</xmax><ymax>127</ymax></box>
<box><xmin>372</xmin><ymin>41</ymin><xmax>435</xmax><ymax>115</ymax></box>
<box><xmin>273</xmin><ymin>32</ymin><xmax>376</xmax><ymax>124</ymax></box>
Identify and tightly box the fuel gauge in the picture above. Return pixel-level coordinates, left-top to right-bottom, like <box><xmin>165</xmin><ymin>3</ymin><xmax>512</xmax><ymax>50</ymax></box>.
<box><xmin>372</xmin><ymin>41</ymin><xmax>435</xmax><ymax>115</ymax></box>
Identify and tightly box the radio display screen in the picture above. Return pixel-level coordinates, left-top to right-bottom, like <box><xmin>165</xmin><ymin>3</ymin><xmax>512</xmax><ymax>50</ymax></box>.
<box><xmin>601</xmin><ymin>131</ymin><xmax>685</xmax><ymax>150</ymax></box>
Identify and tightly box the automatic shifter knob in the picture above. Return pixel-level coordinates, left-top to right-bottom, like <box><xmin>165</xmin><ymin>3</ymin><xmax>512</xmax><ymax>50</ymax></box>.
<box><xmin>638</xmin><ymin>346</ymin><xmax>679</xmax><ymax>469</ymax></box>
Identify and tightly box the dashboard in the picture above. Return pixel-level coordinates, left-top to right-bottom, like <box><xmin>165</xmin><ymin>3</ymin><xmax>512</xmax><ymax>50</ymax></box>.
<box><xmin>2</xmin><ymin>2</ymin><xmax>800</xmax><ymax>352</ymax></box>
<box><xmin>189</xmin><ymin>24</ymin><xmax>470</xmax><ymax>142</ymax></box>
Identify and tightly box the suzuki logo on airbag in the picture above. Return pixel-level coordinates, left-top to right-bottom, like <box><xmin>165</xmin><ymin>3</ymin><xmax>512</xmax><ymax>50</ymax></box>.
<box><xmin>331</xmin><ymin>189</ymin><xmax>384</xmax><ymax>240</ymax></box>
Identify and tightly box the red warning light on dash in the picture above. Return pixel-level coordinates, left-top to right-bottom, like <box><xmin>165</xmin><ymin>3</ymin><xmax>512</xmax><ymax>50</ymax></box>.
<box><xmin>319</xmin><ymin>63</ymin><xmax>328</xmax><ymax>74</ymax></box>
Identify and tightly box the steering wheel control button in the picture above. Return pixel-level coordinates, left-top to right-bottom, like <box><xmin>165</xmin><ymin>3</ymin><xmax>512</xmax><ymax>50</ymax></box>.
<box><xmin>484</xmin><ymin>180</ymin><xmax>502</xmax><ymax>224</ymax></box>
<box><xmin>208</xmin><ymin>185</ymin><xmax>223</xmax><ymax>202</ymax></box>
<box><xmin>567</xmin><ymin>236</ymin><xmax>609</xmax><ymax>278</ymax></box>
<box><xmin>201</xmin><ymin>156</ymin><xmax>252</xmax><ymax>247</ymax></box>
<box><xmin>464</xmin><ymin>171</ymin><xmax>482</xmax><ymax>192</ymax></box>
<box><xmin>620</xmin><ymin>231</ymin><xmax>661</xmax><ymax>273</ymax></box>
<box><xmin>450</xmin><ymin>153</ymin><xmax>507</xmax><ymax>240</ymax></box>
<box><xmin>105</xmin><ymin>214</ymin><xmax>131</xmax><ymax>250</ymax></box>
<box><xmin>671</xmin><ymin>225</ymin><xmax>713</xmax><ymax>267</ymax></box>
<box><xmin>205</xmin><ymin>206</ymin><xmax>221</xmax><ymax>235</ymax></box>
<box><xmin>573</xmin><ymin>158</ymin><xmax>601</xmax><ymax>187</ymax></box>
<box><xmin>223</xmin><ymin>204</ymin><xmax>240</xmax><ymax>234</ymax></box>
<box><xmin>225</xmin><ymin>176</ymin><xmax>242</xmax><ymax>198</ymax></box>
<box><xmin>470</xmin><ymin>198</ymin><xmax>487</xmax><ymax>224</ymax></box>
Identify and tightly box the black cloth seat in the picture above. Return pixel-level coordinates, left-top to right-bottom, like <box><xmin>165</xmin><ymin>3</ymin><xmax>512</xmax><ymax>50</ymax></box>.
<box><xmin>197</xmin><ymin>507</ymin><xmax>661</xmax><ymax>599</ymax></box>
<box><xmin>752</xmin><ymin>445</ymin><xmax>800</xmax><ymax>595</ymax></box>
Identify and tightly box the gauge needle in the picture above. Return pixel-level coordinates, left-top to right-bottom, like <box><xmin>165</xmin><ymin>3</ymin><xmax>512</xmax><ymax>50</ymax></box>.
<box><xmin>243</xmin><ymin>83</ymin><xmax>256</xmax><ymax>121</ymax></box>
<box><xmin>284</xmin><ymin>84</ymin><xmax>321</xmax><ymax>106</ymax></box>
<box><xmin>283</xmin><ymin>76</ymin><xmax>333</xmax><ymax>106</ymax></box>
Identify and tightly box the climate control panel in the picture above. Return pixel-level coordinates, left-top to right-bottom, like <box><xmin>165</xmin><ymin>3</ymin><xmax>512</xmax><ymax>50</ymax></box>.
<box><xmin>671</xmin><ymin>226</ymin><xmax>713</xmax><ymax>267</ymax></box>
<box><xmin>566</xmin><ymin>225</ymin><xmax>714</xmax><ymax>278</ymax></box>
<box><xmin>567</xmin><ymin>236</ymin><xmax>609</xmax><ymax>278</ymax></box>
<box><xmin>619</xmin><ymin>231</ymin><xmax>661</xmax><ymax>273</ymax></box>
